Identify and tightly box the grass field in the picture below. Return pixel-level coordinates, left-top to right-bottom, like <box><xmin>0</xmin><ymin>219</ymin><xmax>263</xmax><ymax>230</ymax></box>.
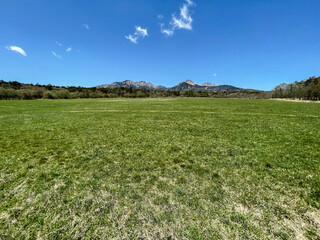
<box><xmin>0</xmin><ymin>98</ymin><xmax>319</xmax><ymax>239</ymax></box>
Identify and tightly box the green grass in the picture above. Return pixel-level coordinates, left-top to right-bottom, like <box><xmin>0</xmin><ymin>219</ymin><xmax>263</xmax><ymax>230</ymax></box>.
<box><xmin>0</xmin><ymin>98</ymin><xmax>319</xmax><ymax>239</ymax></box>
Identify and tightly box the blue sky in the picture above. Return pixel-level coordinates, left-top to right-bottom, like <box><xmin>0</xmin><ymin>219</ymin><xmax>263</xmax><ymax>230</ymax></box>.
<box><xmin>1</xmin><ymin>0</ymin><xmax>320</xmax><ymax>90</ymax></box>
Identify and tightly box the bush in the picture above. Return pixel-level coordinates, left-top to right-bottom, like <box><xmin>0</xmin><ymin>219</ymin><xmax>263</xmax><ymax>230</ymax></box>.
<box><xmin>20</xmin><ymin>89</ymin><xmax>36</xmax><ymax>100</ymax></box>
<box><xmin>55</xmin><ymin>90</ymin><xmax>71</xmax><ymax>99</ymax></box>
<box><xmin>0</xmin><ymin>87</ymin><xmax>5</xmax><ymax>100</ymax></box>
<box><xmin>1</xmin><ymin>88</ymin><xmax>21</xmax><ymax>99</ymax></box>
<box><xmin>43</xmin><ymin>91</ymin><xmax>58</xmax><ymax>99</ymax></box>
<box><xmin>70</xmin><ymin>92</ymin><xmax>80</xmax><ymax>99</ymax></box>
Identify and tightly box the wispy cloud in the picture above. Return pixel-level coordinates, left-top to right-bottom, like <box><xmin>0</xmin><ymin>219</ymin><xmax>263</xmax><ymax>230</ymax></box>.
<box><xmin>160</xmin><ymin>24</ymin><xmax>174</xmax><ymax>36</ymax></box>
<box><xmin>55</xmin><ymin>41</ymin><xmax>62</xmax><ymax>46</ymax></box>
<box><xmin>6</xmin><ymin>46</ymin><xmax>27</xmax><ymax>56</ymax></box>
<box><xmin>82</xmin><ymin>24</ymin><xmax>90</xmax><ymax>30</ymax></box>
<box><xmin>125</xmin><ymin>35</ymin><xmax>138</xmax><ymax>44</ymax></box>
<box><xmin>125</xmin><ymin>26</ymin><xmax>148</xmax><ymax>44</ymax></box>
<box><xmin>66</xmin><ymin>47</ymin><xmax>72</xmax><ymax>52</ymax></box>
<box><xmin>136</xmin><ymin>26</ymin><xmax>148</xmax><ymax>37</ymax></box>
<box><xmin>52</xmin><ymin>51</ymin><xmax>62</xmax><ymax>59</ymax></box>
<box><xmin>213</xmin><ymin>73</ymin><xmax>217</xmax><ymax>77</ymax></box>
<box><xmin>158</xmin><ymin>14</ymin><xmax>164</xmax><ymax>20</ymax></box>
<box><xmin>160</xmin><ymin>0</ymin><xmax>195</xmax><ymax>36</ymax></box>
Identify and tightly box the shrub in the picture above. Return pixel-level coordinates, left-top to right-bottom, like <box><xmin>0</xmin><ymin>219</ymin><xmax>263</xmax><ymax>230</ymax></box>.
<box><xmin>43</xmin><ymin>91</ymin><xmax>58</xmax><ymax>99</ymax></box>
<box><xmin>55</xmin><ymin>90</ymin><xmax>71</xmax><ymax>99</ymax></box>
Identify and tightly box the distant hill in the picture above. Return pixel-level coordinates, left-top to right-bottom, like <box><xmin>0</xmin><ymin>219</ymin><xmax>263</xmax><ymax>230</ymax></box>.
<box><xmin>96</xmin><ymin>80</ymin><xmax>167</xmax><ymax>91</ymax></box>
<box><xmin>97</xmin><ymin>80</ymin><xmax>255</xmax><ymax>92</ymax></box>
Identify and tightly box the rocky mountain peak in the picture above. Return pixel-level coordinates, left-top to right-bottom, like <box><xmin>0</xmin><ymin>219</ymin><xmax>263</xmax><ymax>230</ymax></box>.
<box><xmin>96</xmin><ymin>80</ymin><xmax>253</xmax><ymax>92</ymax></box>
<box><xmin>201</xmin><ymin>82</ymin><xmax>219</xmax><ymax>87</ymax></box>
<box><xmin>183</xmin><ymin>80</ymin><xmax>196</xmax><ymax>85</ymax></box>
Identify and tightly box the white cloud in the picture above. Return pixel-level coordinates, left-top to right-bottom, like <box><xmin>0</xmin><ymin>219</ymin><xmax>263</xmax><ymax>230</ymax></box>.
<box><xmin>66</xmin><ymin>47</ymin><xmax>72</xmax><ymax>52</ymax></box>
<box><xmin>186</xmin><ymin>0</ymin><xmax>194</xmax><ymax>7</ymax></box>
<box><xmin>160</xmin><ymin>0</ymin><xmax>195</xmax><ymax>36</ymax></box>
<box><xmin>158</xmin><ymin>14</ymin><xmax>164</xmax><ymax>20</ymax></box>
<box><xmin>125</xmin><ymin>26</ymin><xmax>148</xmax><ymax>44</ymax></box>
<box><xmin>162</xmin><ymin>28</ymin><xmax>174</xmax><ymax>36</ymax></box>
<box><xmin>135</xmin><ymin>26</ymin><xmax>148</xmax><ymax>37</ymax></box>
<box><xmin>52</xmin><ymin>51</ymin><xmax>62</xmax><ymax>59</ymax></box>
<box><xmin>213</xmin><ymin>73</ymin><xmax>217</xmax><ymax>77</ymax></box>
<box><xmin>160</xmin><ymin>24</ymin><xmax>174</xmax><ymax>36</ymax></box>
<box><xmin>172</xmin><ymin>4</ymin><xmax>193</xmax><ymax>30</ymax></box>
<box><xmin>6</xmin><ymin>46</ymin><xmax>27</xmax><ymax>56</ymax></box>
<box><xmin>55</xmin><ymin>41</ymin><xmax>62</xmax><ymax>46</ymax></box>
<box><xmin>125</xmin><ymin>35</ymin><xmax>138</xmax><ymax>44</ymax></box>
<box><xmin>82</xmin><ymin>24</ymin><xmax>90</xmax><ymax>29</ymax></box>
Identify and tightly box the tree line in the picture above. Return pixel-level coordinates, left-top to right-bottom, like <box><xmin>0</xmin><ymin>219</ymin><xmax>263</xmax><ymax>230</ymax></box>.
<box><xmin>0</xmin><ymin>80</ymin><xmax>266</xmax><ymax>100</ymax></box>
<box><xmin>272</xmin><ymin>76</ymin><xmax>320</xmax><ymax>100</ymax></box>
<box><xmin>2</xmin><ymin>76</ymin><xmax>319</xmax><ymax>101</ymax></box>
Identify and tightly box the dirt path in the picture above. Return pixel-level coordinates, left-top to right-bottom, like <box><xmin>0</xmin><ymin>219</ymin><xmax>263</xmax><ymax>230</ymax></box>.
<box><xmin>270</xmin><ymin>98</ymin><xmax>320</xmax><ymax>103</ymax></box>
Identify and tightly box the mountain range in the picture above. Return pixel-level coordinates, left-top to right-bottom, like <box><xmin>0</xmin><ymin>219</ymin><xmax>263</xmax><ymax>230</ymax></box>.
<box><xmin>96</xmin><ymin>80</ymin><xmax>256</xmax><ymax>92</ymax></box>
